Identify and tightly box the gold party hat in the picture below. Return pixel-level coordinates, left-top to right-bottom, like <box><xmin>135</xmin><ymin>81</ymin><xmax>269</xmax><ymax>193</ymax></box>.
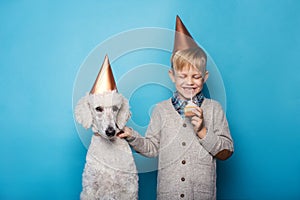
<box><xmin>90</xmin><ymin>55</ymin><xmax>117</xmax><ymax>94</ymax></box>
<box><xmin>173</xmin><ymin>15</ymin><xmax>199</xmax><ymax>52</ymax></box>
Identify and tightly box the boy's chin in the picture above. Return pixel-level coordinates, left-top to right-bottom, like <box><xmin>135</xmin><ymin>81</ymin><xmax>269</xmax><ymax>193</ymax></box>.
<box><xmin>178</xmin><ymin>90</ymin><xmax>201</xmax><ymax>100</ymax></box>
<box><xmin>178</xmin><ymin>93</ymin><xmax>195</xmax><ymax>100</ymax></box>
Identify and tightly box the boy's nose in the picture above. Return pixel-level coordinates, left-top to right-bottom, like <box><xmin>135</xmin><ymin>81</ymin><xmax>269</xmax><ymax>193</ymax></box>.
<box><xmin>186</xmin><ymin>77</ymin><xmax>193</xmax><ymax>84</ymax></box>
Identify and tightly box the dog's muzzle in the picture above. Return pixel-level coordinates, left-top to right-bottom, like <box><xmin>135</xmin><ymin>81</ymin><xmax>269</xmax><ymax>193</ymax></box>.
<box><xmin>105</xmin><ymin>126</ymin><xmax>116</xmax><ymax>137</ymax></box>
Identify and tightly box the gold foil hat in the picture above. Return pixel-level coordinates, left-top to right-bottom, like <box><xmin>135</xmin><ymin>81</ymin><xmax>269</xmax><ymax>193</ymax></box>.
<box><xmin>90</xmin><ymin>55</ymin><xmax>117</xmax><ymax>94</ymax></box>
<box><xmin>173</xmin><ymin>15</ymin><xmax>199</xmax><ymax>52</ymax></box>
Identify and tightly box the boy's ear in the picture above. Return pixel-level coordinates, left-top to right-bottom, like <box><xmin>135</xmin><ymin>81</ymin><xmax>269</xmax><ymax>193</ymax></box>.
<box><xmin>168</xmin><ymin>69</ymin><xmax>175</xmax><ymax>83</ymax></box>
<box><xmin>203</xmin><ymin>71</ymin><xmax>209</xmax><ymax>83</ymax></box>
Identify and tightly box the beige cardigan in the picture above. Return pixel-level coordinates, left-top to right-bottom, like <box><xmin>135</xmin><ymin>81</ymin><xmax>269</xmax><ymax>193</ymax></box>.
<box><xmin>128</xmin><ymin>98</ymin><xmax>234</xmax><ymax>200</ymax></box>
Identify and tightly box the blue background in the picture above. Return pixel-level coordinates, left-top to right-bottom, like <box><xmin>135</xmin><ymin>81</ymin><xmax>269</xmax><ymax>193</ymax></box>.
<box><xmin>1</xmin><ymin>0</ymin><xmax>299</xmax><ymax>199</ymax></box>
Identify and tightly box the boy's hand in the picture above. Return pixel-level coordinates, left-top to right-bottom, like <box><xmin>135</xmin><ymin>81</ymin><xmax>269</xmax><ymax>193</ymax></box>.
<box><xmin>117</xmin><ymin>126</ymin><xmax>133</xmax><ymax>139</ymax></box>
<box><xmin>191</xmin><ymin>107</ymin><xmax>207</xmax><ymax>139</ymax></box>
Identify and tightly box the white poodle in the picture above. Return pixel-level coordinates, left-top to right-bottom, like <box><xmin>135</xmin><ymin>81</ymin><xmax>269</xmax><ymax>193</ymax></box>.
<box><xmin>75</xmin><ymin>90</ymin><xmax>138</xmax><ymax>200</ymax></box>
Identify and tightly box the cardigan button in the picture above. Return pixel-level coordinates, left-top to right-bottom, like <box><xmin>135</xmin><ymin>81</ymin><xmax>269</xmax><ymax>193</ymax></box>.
<box><xmin>181</xmin><ymin>177</ymin><xmax>185</xmax><ymax>181</ymax></box>
<box><xmin>182</xmin><ymin>160</ymin><xmax>186</xmax><ymax>165</ymax></box>
<box><xmin>180</xmin><ymin>194</ymin><xmax>185</xmax><ymax>198</ymax></box>
<box><xmin>182</xmin><ymin>142</ymin><xmax>186</xmax><ymax>146</ymax></box>
<box><xmin>183</xmin><ymin>123</ymin><xmax>187</xmax><ymax>127</ymax></box>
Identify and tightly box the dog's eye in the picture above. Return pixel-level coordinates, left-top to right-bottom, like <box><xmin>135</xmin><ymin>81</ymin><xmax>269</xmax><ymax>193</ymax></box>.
<box><xmin>112</xmin><ymin>106</ymin><xmax>119</xmax><ymax>112</ymax></box>
<box><xmin>95</xmin><ymin>106</ymin><xmax>103</xmax><ymax>112</ymax></box>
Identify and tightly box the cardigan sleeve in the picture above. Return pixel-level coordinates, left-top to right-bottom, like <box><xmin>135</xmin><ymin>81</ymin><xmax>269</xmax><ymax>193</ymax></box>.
<box><xmin>126</xmin><ymin>105</ymin><xmax>162</xmax><ymax>158</ymax></box>
<box><xmin>198</xmin><ymin>101</ymin><xmax>234</xmax><ymax>160</ymax></box>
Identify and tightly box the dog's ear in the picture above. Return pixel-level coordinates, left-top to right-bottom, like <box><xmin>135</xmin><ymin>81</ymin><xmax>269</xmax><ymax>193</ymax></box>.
<box><xmin>75</xmin><ymin>94</ymin><xmax>93</xmax><ymax>129</ymax></box>
<box><xmin>116</xmin><ymin>96</ymin><xmax>131</xmax><ymax>130</ymax></box>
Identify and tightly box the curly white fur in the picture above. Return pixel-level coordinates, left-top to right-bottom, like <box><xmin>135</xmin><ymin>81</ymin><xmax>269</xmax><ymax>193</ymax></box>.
<box><xmin>75</xmin><ymin>90</ymin><xmax>138</xmax><ymax>200</ymax></box>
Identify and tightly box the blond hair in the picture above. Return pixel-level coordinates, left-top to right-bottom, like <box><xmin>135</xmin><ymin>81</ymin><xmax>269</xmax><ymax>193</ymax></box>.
<box><xmin>171</xmin><ymin>47</ymin><xmax>207</xmax><ymax>75</ymax></box>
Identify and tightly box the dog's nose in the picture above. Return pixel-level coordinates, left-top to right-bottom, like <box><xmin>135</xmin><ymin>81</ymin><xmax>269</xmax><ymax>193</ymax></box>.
<box><xmin>105</xmin><ymin>126</ymin><xmax>115</xmax><ymax>137</ymax></box>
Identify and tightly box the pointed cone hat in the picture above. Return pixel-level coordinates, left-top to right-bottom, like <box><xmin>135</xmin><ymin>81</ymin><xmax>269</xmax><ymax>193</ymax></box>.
<box><xmin>90</xmin><ymin>55</ymin><xmax>117</xmax><ymax>94</ymax></box>
<box><xmin>173</xmin><ymin>15</ymin><xmax>199</xmax><ymax>52</ymax></box>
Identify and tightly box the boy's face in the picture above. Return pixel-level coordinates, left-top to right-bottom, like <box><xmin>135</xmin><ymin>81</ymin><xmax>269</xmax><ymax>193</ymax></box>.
<box><xmin>169</xmin><ymin>65</ymin><xmax>209</xmax><ymax>100</ymax></box>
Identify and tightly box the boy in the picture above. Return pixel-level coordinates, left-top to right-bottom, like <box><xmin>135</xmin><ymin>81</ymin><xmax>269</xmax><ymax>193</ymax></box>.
<box><xmin>119</xmin><ymin>16</ymin><xmax>234</xmax><ymax>200</ymax></box>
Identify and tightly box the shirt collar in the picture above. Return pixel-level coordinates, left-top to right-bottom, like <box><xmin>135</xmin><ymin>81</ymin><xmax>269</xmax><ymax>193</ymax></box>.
<box><xmin>171</xmin><ymin>91</ymin><xmax>205</xmax><ymax>117</ymax></box>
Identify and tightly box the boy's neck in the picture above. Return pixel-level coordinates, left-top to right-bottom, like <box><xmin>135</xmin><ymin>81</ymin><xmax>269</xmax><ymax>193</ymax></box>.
<box><xmin>173</xmin><ymin>91</ymin><xmax>204</xmax><ymax>103</ymax></box>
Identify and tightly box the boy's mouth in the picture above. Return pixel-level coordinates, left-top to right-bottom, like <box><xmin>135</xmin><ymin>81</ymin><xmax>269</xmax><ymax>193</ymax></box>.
<box><xmin>183</xmin><ymin>87</ymin><xmax>196</xmax><ymax>92</ymax></box>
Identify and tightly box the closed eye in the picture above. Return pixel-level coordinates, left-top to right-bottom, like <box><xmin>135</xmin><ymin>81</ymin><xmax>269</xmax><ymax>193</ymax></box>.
<box><xmin>95</xmin><ymin>106</ymin><xmax>103</xmax><ymax>112</ymax></box>
<box><xmin>112</xmin><ymin>105</ymin><xmax>119</xmax><ymax>112</ymax></box>
<box><xmin>177</xmin><ymin>75</ymin><xmax>186</xmax><ymax>79</ymax></box>
<box><xmin>193</xmin><ymin>75</ymin><xmax>202</xmax><ymax>79</ymax></box>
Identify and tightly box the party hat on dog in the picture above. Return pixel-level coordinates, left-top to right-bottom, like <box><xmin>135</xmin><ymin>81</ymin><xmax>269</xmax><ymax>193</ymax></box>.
<box><xmin>90</xmin><ymin>55</ymin><xmax>117</xmax><ymax>94</ymax></box>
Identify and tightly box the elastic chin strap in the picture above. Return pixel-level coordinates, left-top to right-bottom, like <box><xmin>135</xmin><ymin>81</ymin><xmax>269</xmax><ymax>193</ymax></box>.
<box><xmin>91</xmin><ymin>125</ymin><xmax>98</xmax><ymax>133</ymax></box>
<box><xmin>115</xmin><ymin>123</ymin><xmax>124</xmax><ymax>135</ymax></box>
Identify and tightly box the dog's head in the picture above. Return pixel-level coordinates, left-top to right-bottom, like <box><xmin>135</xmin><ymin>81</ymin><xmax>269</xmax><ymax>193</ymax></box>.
<box><xmin>75</xmin><ymin>90</ymin><xmax>131</xmax><ymax>139</ymax></box>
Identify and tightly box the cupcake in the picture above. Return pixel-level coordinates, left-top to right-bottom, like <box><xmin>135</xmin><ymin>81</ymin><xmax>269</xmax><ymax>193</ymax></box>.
<box><xmin>184</xmin><ymin>101</ymin><xmax>197</xmax><ymax>117</ymax></box>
